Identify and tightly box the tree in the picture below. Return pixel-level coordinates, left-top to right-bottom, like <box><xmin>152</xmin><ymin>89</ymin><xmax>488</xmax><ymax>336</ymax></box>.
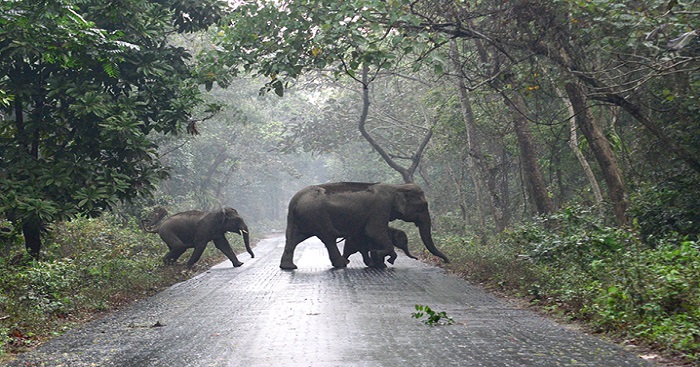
<box><xmin>564</xmin><ymin>81</ymin><xmax>628</xmax><ymax>225</ymax></box>
<box><xmin>209</xmin><ymin>0</ymin><xmax>450</xmax><ymax>184</ymax></box>
<box><xmin>358</xmin><ymin>66</ymin><xmax>443</xmax><ymax>184</ymax></box>
<box><xmin>0</xmin><ymin>0</ymin><xmax>223</xmax><ymax>257</ymax></box>
<box><xmin>207</xmin><ymin>0</ymin><xmax>699</xmax><ymax>230</ymax></box>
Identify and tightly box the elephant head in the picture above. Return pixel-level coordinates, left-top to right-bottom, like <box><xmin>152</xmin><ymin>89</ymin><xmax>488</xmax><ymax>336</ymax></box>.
<box><xmin>389</xmin><ymin>184</ymin><xmax>449</xmax><ymax>264</ymax></box>
<box><xmin>221</xmin><ymin>207</ymin><xmax>253</xmax><ymax>258</ymax></box>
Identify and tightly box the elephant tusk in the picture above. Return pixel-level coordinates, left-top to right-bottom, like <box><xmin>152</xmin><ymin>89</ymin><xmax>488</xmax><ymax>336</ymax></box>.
<box><xmin>240</xmin><ymin>229</ymin><xmax>248</xmax><ymax>234</ymax></box>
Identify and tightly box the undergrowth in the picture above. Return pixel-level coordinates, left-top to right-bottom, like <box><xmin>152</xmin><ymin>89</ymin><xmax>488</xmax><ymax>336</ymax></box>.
<box><xmin>0</xmin><ymin>214</ymin><xmax>229</xmax><ymax>361</ymax></box>
<box><xmin>435</xmin><ymin>206</ymin><xmax>700</xmax><ymax>364</ymax></box>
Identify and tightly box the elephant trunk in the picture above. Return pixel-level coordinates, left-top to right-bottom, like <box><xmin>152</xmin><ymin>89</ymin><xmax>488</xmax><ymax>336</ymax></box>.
<box><xmin>417</xmin><ymin>219</ymin><xmax>449</xmax><ymax>263</ymax></box>
<box><xmin>241</xmin><ymin>225</ymin><xmax>254</xmax><ymax>258</ymax></box>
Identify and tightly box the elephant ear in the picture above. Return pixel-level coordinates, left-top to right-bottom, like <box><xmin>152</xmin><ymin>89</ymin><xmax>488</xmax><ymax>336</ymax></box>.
<box><xmin>392</xmin><ymin>186</ymin><xmax>411</xmax><ymax>218</ymax></box>
<box><xmin>222</xmin><ymin>207</ymin><xmax>239</xmax><ymax>222</ymax></box>
<box><xmin>393</xmin><ymin>184</ymin><xmax>428</xmax><ymax>220</ymax></box>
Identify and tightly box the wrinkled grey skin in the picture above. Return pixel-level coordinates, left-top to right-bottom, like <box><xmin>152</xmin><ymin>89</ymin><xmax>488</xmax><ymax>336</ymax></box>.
<box><xmin>343</xmin><ymin>227</ymin><xmax>418</xmax><ymax>267</ymax></box>
<box><xmin>280</xmin><ymin>182</ymin><xmax>449</xmax><ymax>270</ymax></box>
<box><xmin>143</xmin><ymin>207</ymin><xmax>253</xmax><ymax>268</ymax></box>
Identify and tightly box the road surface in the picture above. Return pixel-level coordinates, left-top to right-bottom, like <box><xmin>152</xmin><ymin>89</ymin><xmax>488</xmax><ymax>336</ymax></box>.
<box><xmin>7</xmin><ymin>235</ymin><xmax>654</xmax><ymax>367</ymax></box>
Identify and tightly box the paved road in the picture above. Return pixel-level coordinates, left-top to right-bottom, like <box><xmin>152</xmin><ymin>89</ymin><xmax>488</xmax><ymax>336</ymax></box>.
<box><xmin>8</xmin><ymin>235</ymin><xmax>654</xmax><ymax>367</ymax></box>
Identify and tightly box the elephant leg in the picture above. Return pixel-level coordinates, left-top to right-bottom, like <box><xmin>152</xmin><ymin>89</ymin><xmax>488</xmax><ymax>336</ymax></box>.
<box><xmin>366</xmin><ymin>224</ymin><xmax>397</xmax><ymax>266</ymax></box>
<box><xmin>321</xmin><ymin>236</ymin><xmax>348</xmax><ymax>268</ymax></box>
<box><xmin>342</xmin><ymin>237</ymin><xmax>365</xmax><ymax>264</ymax></box>
<box><xmin>360</xmin><ymin>250</ymin><xmax>373</xmax><ymax>267</ymax></box>
<box><xmin>163</xmin><ymin>247</ymin><xmax>187</xmax><ymax>264</ymax></box>
<box><xmin>186</xmin><ymin>244</ymin><xmax>207</xmax><ymax>268</ymax></box>
<box><xmin>280</xmin><ymin>228</ymin><xmax>309</xmax><ymax>270</ymax></box>
<box><xmin>214</xmin><ymin>238</ymin><xmax>244</xmax><ymax>267</ymax></box>
<box><xmin>368</xmin><ymin>250</ymin><xmax>388</xmax><ymax>268</ymax></box>
<box><xmin>366</xmin><ymin>249</ymin><xmax>396</xmax><ymax>266</ymax></box>
<box><xmin>352</xmin><ymin>235</ymin><xmax>373</xmax><ymax>267</ymax></box>
<box><xmin>279</xmin><ymin>240</ymin><xmax>299</xmax><ymax>269</ymax></box>
<box><xmin>341</xmin><ymin>238</ymin><xmax>354</xmax><ymax>260</ymax></box>
<box><xmin>160</xmin><ymin>231</ymin><xmax>188</xmax><ymax>264</ymax></box>
<box><xmin>343</xmin><ymin>236</ymin><xmax>373</xmax><ymax>266</ymax></box>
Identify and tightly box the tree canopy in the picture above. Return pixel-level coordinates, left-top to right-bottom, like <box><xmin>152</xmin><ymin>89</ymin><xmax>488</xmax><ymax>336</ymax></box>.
<box><xmin>0</xmin><ymin>0</ymin><xmax>224</xmax><ymax>256</ymax></box>
<box><xmin>205</xmin><ymin>0</ymin><xmax>699</xmax><ymax>228</ymax></box>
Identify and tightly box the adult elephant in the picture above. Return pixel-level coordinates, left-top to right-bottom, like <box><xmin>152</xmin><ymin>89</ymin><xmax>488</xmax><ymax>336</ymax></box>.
<box><xmin>279</xmin><ymin>182</ymin><xmax>449</xmax><ymax>270</ymax></box>
<box><xmin>343</xmin><ymin>227</ymin><xmax>418</xmax><ymax>267</ymax></box>
<box><xmin>142</xmin><ymin>207</ymin><xmax>253</xmax><ymax>268</ymax></box>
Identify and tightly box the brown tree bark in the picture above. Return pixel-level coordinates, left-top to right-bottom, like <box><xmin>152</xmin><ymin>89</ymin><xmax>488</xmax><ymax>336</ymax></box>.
<box><xmin>449</xmin><ymin>40</ymin><xmax>506</xmax><ymax>230</ymax></box>
<box><xmin>564</xmin><ymin>81</ymin><xmax>629</xmax><ymax>225</ymax></box>
<box><xmin>502</xmin><ymin>91</ymin><xmax>556</xmax><ymax>216</ymax></box>
<box><xmin>556</xmin><ymin>86</ymin><xmax>604</xmax><ymax>213</ymax></box>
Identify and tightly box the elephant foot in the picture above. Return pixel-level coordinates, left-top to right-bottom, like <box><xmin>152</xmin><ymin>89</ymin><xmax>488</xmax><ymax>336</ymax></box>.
<box><xmin>280</xmin><ymin>262</ymin><xmax>298</xmax><ymax>270</ymax></box>
<box><xmin>331</xmin><ymin>257</ymin><xmax>349</xmax><ymax>268</ymax></box>
<box><xmin>332</xmin><ymin>263</ymin><xmax>347</xmax><ymax>269</ymax></box>
<box><xmin>232</xmin><ymin>261</ymin><xmax>244</xmax><ymax>267</ymax></box>
<box><xmin>368</xmin><ymin>261</ymin><xmax>387</xmax><ymax>269</ymax></box>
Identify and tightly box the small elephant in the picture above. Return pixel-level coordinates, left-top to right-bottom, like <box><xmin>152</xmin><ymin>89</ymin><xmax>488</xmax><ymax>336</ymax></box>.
<box><xmin>142</xmin><ymin>207</ymin><xmax>253</xmax><ymax>268</ymax></box>
<box><xmin>280</xmin><ymin>182</ymin><xmax>449</xmax><ymax>270</ymax></box>
<box><xmin>343</xmin><ymin>227</ymin><xmax>417</xmax><ymax>267</ymax></box>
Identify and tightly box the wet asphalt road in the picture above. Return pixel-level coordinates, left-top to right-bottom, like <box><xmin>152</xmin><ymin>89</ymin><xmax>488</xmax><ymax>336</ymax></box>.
<box><xmin>7</xmin><ymin>235</ymin><xmax>655</xmax><ymax>367</ymax></box>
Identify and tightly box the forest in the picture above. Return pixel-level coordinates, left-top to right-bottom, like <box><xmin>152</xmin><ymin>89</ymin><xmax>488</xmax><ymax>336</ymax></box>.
<box><xmin>1</xmin><ymin>0</ymin><xmax>699</xmax><ymax>364</ymax></box>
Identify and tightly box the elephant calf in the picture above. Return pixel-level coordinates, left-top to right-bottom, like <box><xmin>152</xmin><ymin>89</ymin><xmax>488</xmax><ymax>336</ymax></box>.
<box><xmin>343</xmin><ymin>227</ymin><xmax>418</xmax><ymax>267</ymax></box>
<box><xmin>143</xmin><ymin>207</ymin><xmax>253</xmax><ymax>268</ymax></box>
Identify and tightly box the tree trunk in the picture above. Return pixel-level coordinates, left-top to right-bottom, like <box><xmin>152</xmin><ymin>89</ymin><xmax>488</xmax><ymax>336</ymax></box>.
<box><xmin>450</xmin><ymin>40</ymin><xmax>487</xmax><ymax>228</ymax></box>
<box><xmin>557</xmin><ymin>87</ymin><xmax>604</xmax><ymax>213</ymax></box>
<box><xmin>535</xmin><ymin>41</ymin><xmax>700</xmax><ymax>175</ymax></box>
<box><xmin>502</xmin><ymin>92</ymin><xmax>555</xmax><ymax>215</ymax></box>
<box><xmin>598</xmin><ymin>92</ymin><xmax>700</xmax><ymax>174</ymax></box>
<box><xmin>357</xmin><ymin>65</ymin><xmax>432</xmax><ymax>184</ymax></box>
<box><xmin>22</xmin><ymin>220</ymin><xmax>42</xmax><ymax>259</ymax></box>
<box><xmin>564</xmin><ymin>82</ymin><xmax>629</xmax><ymax>225</ymax></box>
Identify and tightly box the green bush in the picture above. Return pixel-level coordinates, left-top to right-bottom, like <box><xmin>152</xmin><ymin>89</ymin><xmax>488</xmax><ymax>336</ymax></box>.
<box><xmin>438</xmin><ymin>205</ymin><xmax>700</xmax><ymax>363</ymax></box>
<box><xmin>585</xmin><ymin>239</ymin><xmax>700</xmax><ymax>359</ymax></box>
<box><xmin>629</xmin><ymin>174</ymin><xmax>700</xmax><ymax>243</ymax></box>
<box><xmin>0</xmin><ymin>214</ymin><xmax>226</xmax><ymax>358</ymax></box>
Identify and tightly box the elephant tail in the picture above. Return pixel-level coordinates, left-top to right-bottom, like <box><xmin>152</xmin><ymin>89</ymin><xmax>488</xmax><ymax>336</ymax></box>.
<box><xmin>140</xmin><ymin>207</ymin><xmax>168</xmax><ymax>233</ymax></box>
<box><xmin>140</xmin><ymin>220</ymin><xmax>159</xmax><ymax>233</ymax></box>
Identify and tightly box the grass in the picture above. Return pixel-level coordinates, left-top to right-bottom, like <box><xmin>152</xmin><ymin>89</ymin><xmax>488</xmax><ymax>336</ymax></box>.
<box><xmin>0</xmin><ymin>214</ymin><xmax>233</xmax><ymax>362</ymax></box>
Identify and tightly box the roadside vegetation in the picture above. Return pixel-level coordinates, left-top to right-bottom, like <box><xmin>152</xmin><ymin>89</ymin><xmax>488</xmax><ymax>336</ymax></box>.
<box><xmin>0</xmin><ymin>214</ymin><xmax>233</xmax><ymax>361</ymax></box>
<box><xmin>430</xmin><ymin>176</ymin><xmax>700</xmax><ymax>364</ymax></box>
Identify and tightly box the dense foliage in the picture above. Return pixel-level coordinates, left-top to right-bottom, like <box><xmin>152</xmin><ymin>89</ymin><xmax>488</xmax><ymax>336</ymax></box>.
<box><xmin>0</xmin><ymin>0</ymin><xmax>223</xmax><ymax>256</ymax></box>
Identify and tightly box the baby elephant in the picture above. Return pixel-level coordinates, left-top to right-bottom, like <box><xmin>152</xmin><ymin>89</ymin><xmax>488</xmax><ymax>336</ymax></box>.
<box><xmin>142</xmin><ymin>207</ymin><xmax>253</xmax><ymax>268</ymax></box>
<box><xmin>343</xmin><ymin>227</ymin><xmax>417</xmax><ymax>267</ymax></box>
